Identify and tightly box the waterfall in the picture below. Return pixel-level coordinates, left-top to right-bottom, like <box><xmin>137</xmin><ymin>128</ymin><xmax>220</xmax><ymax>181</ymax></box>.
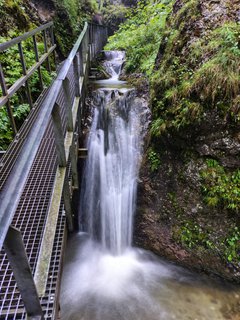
<box><xmin>60</xmin><ymin>51</ymin><xmax>237</xmax><ymax>320</ymax></box>
<box><xmin>79</xmin><ymin>51</ymin><xmax>143</xmax><ymax>254</ymax></box>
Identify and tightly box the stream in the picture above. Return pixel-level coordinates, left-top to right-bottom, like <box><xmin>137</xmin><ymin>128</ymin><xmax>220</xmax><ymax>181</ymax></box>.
<box><xmin>60</xmin><ymin>51</ymin><xmax>240</xmax><ymax>320</ymax></box>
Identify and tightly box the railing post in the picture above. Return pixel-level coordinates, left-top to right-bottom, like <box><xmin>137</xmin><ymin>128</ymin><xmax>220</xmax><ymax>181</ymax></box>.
<box><xmin>73</xmin><ymin>55</ymin><xmax>80</xmax><ymax>97</ymax></box>
<box><xmin>33</xmin><ymin>35</ymin><xmax>44</xmax><ymax>90</ymax></box>
<box><xmin>79</xmin><ymin>46</ymin><xmax>84</xmax><ymax>77</ymax></box>
<box><xmin>4</xmin><ymin>226</ymin><xmax>44</xmax><ymax>320</ymax></box>
<box><xmin>70</xmin><ymin>144</ymin><xmax>79</xmax><ymax>189</ymax></box>
<box><xmin>50</xmin><ymin>25</ymin><xmax>57</xmax><ymax>68</ymax></box>
<box><xmin>0</xmin><ymin>63</ymin><xmax>17</xmax><ymax>135</ymax></box>
<box><xmin>62</xmin><ymin>77</ymin><xmax>74</xmax><ymax>131</ymax></box>
<box><xmin>18</xmin><ymin>42</ymin><xmax>34</xmax><ymax>109</ymax></box>
<box><xmin>51</xmin><ymin>103</ymin><xmax>67</xmax><ymax>167</ymax></box>
<box><xmin>63</xmin><ymin>176</ymin><xmax>74</xmax><ymax>231</ymax></box>
<box><xmin>43</xmin><ymin>29</ymin><xmax>51</xmax><ymax>72</ymax></box>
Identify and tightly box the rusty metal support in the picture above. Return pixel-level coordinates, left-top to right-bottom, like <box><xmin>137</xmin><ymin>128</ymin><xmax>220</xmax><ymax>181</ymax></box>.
<box><xmin>78</xmin><ymin>148</ymin><xmax>88</xmax><ymax>158</ymax></box>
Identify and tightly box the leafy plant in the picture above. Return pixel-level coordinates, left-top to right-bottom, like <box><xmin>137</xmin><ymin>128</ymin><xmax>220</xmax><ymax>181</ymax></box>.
<box><xmin>201</xmin><ymin>159</ymin><xmax>240</xmax><ymax>213</ymax></box>
<box><xmin>147</xmin><ymin>147</ymin><xmax>161</xmax><ymax>172</ymax></box>
<box><xmin>0</xmin><ymin>108</ymin><xmax>13</xmax><ymax>150</ymax></box>
<box><xmin>179</xmin><ymin>222</ymin><xmax>209</xmax><ymax>249</ymax></box>
<box><xmin>224</xmin><ymin>227</ymin><xmax>240</xmax><ymax>263</ymax></box>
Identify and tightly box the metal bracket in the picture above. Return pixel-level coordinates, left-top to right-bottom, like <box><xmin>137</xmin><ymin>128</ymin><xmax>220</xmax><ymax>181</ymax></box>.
<box><xmin>78</xmin><ymin>148</ymin><xmax>88</xmax><ymax>158</ymax></box>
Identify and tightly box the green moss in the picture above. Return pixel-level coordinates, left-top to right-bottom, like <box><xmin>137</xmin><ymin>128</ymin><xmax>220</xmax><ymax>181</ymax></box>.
<box><xmin>172</xmin><ymin>216</ymin><xmax>240</xmax><ymax>265</ymax></box>
<box><xmin>167</xmin><ymin>192</ymin><xmax>184</xmax><ymax>217</ymax></box>
<box><xmin>189</xmin><ymin>23</ymin><xmax>240</xmax><ymax>104</ymax></box>
<box><xmin>0</xmin><ymin>0</ymin><xmax>36</xmax><ymax>36</ymax></box>
<box><xmin>173</xmin><ymin>0</ymin><xmax>199</xmax><ymax>30</ymax></box>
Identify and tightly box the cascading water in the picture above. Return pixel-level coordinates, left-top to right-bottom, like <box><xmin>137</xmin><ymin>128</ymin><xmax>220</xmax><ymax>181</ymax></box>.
<box><xmin>79</xmin><ymin>51</ymin><xmax>143</xmax><ymax>254</ymax></box>
<box><xmin>60</xmin><ymin>51</ymin><xmax>240</xmax><ymax>320</ymax></box>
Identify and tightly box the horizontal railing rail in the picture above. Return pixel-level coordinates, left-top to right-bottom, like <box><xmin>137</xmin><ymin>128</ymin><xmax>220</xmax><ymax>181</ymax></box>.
<box><xmin>0</xmin><ymin>22</ymin><xmax>54</xmax><ymax>52</ymax></box>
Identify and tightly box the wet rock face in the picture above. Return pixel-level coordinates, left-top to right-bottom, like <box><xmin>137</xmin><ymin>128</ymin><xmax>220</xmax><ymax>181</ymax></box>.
<box><xmin>134</xmin><ymin>146</ymin><xmax>240</xmax><ymax>282</ymax></box>
<box><xmin>31</xmin><ymin>0</ymin><xmax>55</xmax><ymax>22</ymax></box>
<box><xmin>174</xmin><ymin>0</ymin><xmax>240</xmax><ymax>25</ymax></box>
<box><xmin>134</xmin><ymin>0</ymin><xmax>240</xmax><ymax>283</ymax></box>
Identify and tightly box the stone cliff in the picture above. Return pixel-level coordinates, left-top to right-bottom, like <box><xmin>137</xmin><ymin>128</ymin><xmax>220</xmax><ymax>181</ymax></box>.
<box><xmin>134</xmin><ymin>0</ymin><xmax>240</xmax><ymax>282</ymax></box>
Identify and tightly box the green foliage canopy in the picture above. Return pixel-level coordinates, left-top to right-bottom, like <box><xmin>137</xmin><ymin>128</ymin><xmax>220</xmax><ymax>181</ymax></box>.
<box><xmin>105</xmin><ymin>0</ymin><xmax>173</xmax><ymax>75</ymax></box>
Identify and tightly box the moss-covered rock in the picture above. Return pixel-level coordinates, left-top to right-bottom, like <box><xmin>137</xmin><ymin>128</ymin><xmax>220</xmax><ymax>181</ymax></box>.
<box><xmin>0</xmin><ymin>0</ymin><xmax>40</xmax><ymax>35</ymax></box>
<box><xmin>135</xmin><ymin>0</ymin><xmax>240</xmax><ymax>282</ymax></box>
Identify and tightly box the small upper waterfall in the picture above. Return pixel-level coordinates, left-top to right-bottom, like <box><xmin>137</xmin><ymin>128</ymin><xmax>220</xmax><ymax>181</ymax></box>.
<box><xmin>103</xmin><ymin>51</ymin><xmax>125</xmax><ymax>79</ymax></box>
<box><xmin>79</xmin><ymin>51</ymin><xmax>144</xmax><ymax>254</ymax></box>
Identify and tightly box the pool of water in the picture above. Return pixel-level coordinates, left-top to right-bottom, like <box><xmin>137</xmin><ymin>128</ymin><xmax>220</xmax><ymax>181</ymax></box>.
<box><xmin>60</xmin><ymin>233</ymin><xmax>240</xmax><ymax>320</ymax></box>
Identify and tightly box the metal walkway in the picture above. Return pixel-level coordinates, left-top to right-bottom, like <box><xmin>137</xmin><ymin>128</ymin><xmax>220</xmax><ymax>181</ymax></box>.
<box><xmin>0</xmin><ymin>22</ymin><xmax>107</xmax><ymax>319</ymax></box>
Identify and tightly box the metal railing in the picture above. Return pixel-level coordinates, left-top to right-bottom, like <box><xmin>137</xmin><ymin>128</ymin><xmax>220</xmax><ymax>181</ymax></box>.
<box><xmin>0</xmin><ymin>22</ymin><xmax>56</xmax><ymax>136</ymax></box>
<box><xmin>0</xmin><ymin>21</ymin><xmax>108</xmax><ymax>319</ymax></box>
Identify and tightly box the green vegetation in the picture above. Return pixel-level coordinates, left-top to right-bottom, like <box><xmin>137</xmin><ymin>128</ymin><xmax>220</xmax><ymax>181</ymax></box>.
<box><xmin>225</xmin><ymin>227</ymin><xmax>240</xmax><ymax>263</ymax></box>
<box><xmin>53</xmin><ymin>0</ymin><xmax>98</xmax><ymax>56</ymax></box>
<box><xmin>105</xmin><ymin>0</ymin><xmax>240</xmax><ymax>275</ymax></box>
<box><xmin>0</xmin><ymin>34</ymin><xmax>55</xmax><ymax>150</ymax></box>
<box><xmin>147</xmin><ymin>147</ymin><xmax>161</xmax><ymax>172</ymax></box>
<box><xmin>175</xmin><ymin>221</ymin><xmax>240</xmax><ymax>264</ymax></box>
<box><xmin>106</xmin><ymin>0</ymin><xmax>240</xmax><ymax>135</ymax></box>
<box><xmin>105</xmin><ymin>0</ymin><xmax>173</xmax><ymax>75</ymax></box>
<box><xmin>151</xmin><ymin>21</ymin><xmax>240</xmax><ymax>136</ymax></box>
<box><xmin>178</xmin><ymin>222</ymin><xmax>211</xmax><ymax>249</ymax></box>
<box><xmin>102</xmin><ymin>3</ymin><xmax>129</xmax><ymax>34</ymax></box>
<box><xmin>0</xmin><ymin>0</ymin><xmax>98</xmax><ymax>57</ymax></box>
<box><xmin>0</xmin><ymin>0</ymin><xmax>36</xmax><ymax>35</ymax></box>
<box><xmin>0</xmin><ymin>0</ymin><xmax>98</xmax><ymax>150</ymax></box>
<box><xmin>201</xmin><ymin>159</ymin><xmax>240</xmax><ymax>212</ymax></box>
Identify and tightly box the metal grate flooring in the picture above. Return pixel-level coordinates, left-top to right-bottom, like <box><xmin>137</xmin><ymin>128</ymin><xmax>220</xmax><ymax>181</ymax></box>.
<box><xmin>0</xmin><ymin>68</ymin><xmax>76</xmax><ymax>319</ymax></box>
